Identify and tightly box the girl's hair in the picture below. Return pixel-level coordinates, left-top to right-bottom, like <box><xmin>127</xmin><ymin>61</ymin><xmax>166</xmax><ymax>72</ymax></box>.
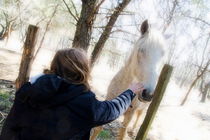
<box><xmin>44</xmin><ymin>48</ymin><xmax>90</xmax><ymax>89</ymax></box>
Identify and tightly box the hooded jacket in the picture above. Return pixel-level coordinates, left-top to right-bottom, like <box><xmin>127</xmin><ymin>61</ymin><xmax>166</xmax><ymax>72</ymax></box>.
<box><xmin>0</xmin><ymin>74</ymin><xmax>135</xmax><ymax>140</ymax></box>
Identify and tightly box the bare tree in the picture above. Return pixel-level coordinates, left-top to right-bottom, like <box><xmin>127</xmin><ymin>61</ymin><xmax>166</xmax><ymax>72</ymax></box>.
<box><xmin>91</xmin><ymin>0</ymin><xmax>132</xmax><ymax>66</ymax></box>
<box><xmin>62</xmin><ymin>0</ymin><xmax>79</xmax><ymax>22</ymax></box>
<box><xmin>181</xmin><ymin>33</ymin><xmax>210</xmax><ymax>105</ymax></box>
<box><xmin>181</xmin><ymin>59</ymin><xmax>210</xmax><ymax>105</ymax></box>
<box><xmin>71</xmin><ymin>0</ymin><xmax>105</xmax><ymax>51</ymax></box>
<box><xmin>162</xmin><ymin>0</ymin><xmax>178</xmax><ymax>33</ymax></box>
<box><xmin>199</xmin><ymin>77</ymin><xmax>210</xmax><ymax>103</ymax></box>
<box><xmin>63</xmin><ymin>0</ymin><xmax>133</xmax><ymax>65</ymax></box>
<box><xmin>0</xmin><ymin>12</ymin><xmax>16</xmax><ymax>42</ymax></box>
<box><xmin>33</xmin><ymin>4</ymin><xmax>59</xmax><ymax>61</ymax></box>
<box><xmin>178</xmin><ymin>62</ymin><xmax>195</xmax><ymax>88</ymax></box>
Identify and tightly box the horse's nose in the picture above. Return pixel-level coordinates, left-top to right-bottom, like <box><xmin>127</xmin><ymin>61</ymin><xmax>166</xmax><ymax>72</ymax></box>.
<box><xmin>138</xmin><ymin>89</ymin><xmax>153</xmax><ymax>102</ymax></box>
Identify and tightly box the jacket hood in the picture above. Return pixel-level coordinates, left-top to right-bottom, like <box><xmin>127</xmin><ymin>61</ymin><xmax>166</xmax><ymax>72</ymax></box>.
<box><xmin>15</xmin><ymin>74</ymin><xmax>87</xmax><ymax>109</ymax></box>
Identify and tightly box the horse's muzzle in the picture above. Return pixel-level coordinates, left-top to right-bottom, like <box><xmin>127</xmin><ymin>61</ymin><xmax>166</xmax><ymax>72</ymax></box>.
<box><xmin>138</xmin><ymin>89</ymin><xmax>153</xmax><ymax>102</ymax></box>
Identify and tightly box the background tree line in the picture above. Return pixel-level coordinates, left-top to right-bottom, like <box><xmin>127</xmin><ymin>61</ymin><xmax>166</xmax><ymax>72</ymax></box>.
<box><xmin>0</xmin><ymin>0</ymin><xmax>209</xmax><ymax>104</ymax></box>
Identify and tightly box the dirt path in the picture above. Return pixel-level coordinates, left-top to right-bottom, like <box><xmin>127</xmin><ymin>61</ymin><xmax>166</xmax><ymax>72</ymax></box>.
<box><xmin>0</xmin><ymin>48</ymin><xmax>21</xmax><ymax>81</ymax></box>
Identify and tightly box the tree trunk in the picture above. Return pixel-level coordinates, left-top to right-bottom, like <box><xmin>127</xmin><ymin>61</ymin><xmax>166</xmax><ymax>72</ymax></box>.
<box><xmin>181</xmin><ymin>60</ymin><xmax>210</xmax><ymax>105</ymax></box>
<box><xmin>15</xmin><ymin>25</ymin><xmax>39</xmax><ymax>89</ymax></box>
<box><xmin>91</xmin><ymin>0</ymin><xmax>131</xmax><ymax>67</ymax></box>
<box><xmin>72</xmin><ymin>0</ymin><xmax>98</xmax><ymax>51</ymax></box>
<box><xmin>200</xmin><ymin>82</ymin><xmax>210</xmax><ymax>103</ymax></box>
<box><xmin>135</xmin><ymin>64</ymin><xmax>173</xmax><ymax>140</ymax></box>
<box><xmin>180</xmin><ymin>76</ymin><xmax>200</xmax><ymax>105</ymax></box>
<box><xmin>201</xmin><ymin>91</ymin><xmax>207</xmax><ymax>102</ymax></box>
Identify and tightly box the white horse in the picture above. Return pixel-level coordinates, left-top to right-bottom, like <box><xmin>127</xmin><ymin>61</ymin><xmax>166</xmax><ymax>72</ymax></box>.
<box><xmin>91</xmin><ymin>20</ymin><xmax>167</xmax><ymax>140</ymax></box>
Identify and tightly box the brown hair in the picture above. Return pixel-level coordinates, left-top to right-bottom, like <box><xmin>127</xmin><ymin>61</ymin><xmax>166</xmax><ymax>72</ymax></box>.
<box><xmin>44</xmin><ymin>48</ymin><xmax>90</xmax><ymax>89</ymax></box>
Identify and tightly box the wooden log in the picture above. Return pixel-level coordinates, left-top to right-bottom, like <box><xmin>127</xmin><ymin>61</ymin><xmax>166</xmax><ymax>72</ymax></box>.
<box><xmin>135</xmin><ymin>64</ymin><xmax>173</xmax><ymax>140</ymax></box>
<box><xmin>15</xmin><ymin>25</ymin><xmax>39</xmax><ymax>89</ymax></box>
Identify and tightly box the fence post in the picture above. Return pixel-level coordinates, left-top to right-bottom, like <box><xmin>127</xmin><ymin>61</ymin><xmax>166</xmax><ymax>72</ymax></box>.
<box><xmin>135</xmin><ymin>64</ymin><xmax>173</xmax><ymax>140</ymax></box>
<box><xmin>15</xmin><ymin>25</ymin><xmax>39</xmax><ymax>89</ymax></box>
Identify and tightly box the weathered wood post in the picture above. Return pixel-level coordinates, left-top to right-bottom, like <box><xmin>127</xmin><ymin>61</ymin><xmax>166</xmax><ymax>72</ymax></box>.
<box><xmin>135</xmin><ymin>64</ymin><xmax>173</xmax><ymax>140</ymax></box>
<box><xmin>15</xmin><ymin>25</ymin><xmax>39</xmax><ymax>89</ymax></box>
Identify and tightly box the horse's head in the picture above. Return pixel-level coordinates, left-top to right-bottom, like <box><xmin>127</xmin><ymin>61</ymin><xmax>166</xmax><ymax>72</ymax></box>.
<box><xmin>135</xmin><ymin>20</ymin><xmax>167</xmax><ymax>102</ymax></box>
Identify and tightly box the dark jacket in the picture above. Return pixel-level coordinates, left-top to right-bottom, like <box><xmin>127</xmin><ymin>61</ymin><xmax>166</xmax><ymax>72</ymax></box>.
<box><xmin>0</xmin><ymin>74</ymin><xmax>135</xmax><ymax>140</ymax></box>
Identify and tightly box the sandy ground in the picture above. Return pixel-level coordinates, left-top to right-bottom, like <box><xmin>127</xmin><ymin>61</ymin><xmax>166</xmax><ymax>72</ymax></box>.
<box><xmin>0</xmin><ymin>48</ymin><xmax>210</xmax><ymax>140</ymax></box>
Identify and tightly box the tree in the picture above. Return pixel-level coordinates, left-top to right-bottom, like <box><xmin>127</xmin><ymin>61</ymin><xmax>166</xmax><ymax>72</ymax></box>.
<box><xmin>90</xmin><ymin>0</ymin><xmax>132</xmax><ymax>66</ymax></box>
<box><xmin>199</xmin><ymin>77</ymin><xmax>210</xmax><ymax>103</ymax></box>
<box><xmin>161</xmin><ymin>0</ymin><xmax>178</xmax><ymax>33</ymax></box>
<box><xmin>180</xmin><ymin>28</ymin><xmax>210</xmax><ymax>105</ymax></box>
<box><xmin>180</xmin><ymin>59</ymin><xmax>209</xmax><ymax>105</ymax></box>
<box><xmin>63</xmin><ymin>0</ymin><xmax>133</xmax><ymax>66</ymax></box>
<box><xmin>33</xmin><ymin>4</ymin><xmax>59</xmax><ymax>61</ymax></box>
<box><xmin>0</xmin><ymin>12</ymin><xmax>16</xmax><ymax>42</ymax></box>
<box><xmin>71</xmin><ymin>0</ymin><xmax>103</xmax><ymax>51</ymax></box>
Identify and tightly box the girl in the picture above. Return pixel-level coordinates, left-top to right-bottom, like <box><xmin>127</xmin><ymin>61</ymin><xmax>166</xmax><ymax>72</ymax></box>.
<box><xmin>0</xmin><ymin>48</ymin><xmax>144</xmax><ymax>140</ymax></box>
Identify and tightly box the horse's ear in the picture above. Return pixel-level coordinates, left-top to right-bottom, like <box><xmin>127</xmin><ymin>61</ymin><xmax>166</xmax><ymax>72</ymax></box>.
<box><xmin>141</xmin><ymin>20</ymin><xmax>149</xmax><ymax>35</ymax></box>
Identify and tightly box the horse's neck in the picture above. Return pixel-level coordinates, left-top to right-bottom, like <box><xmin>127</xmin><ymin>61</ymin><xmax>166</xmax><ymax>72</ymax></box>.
<box><xmin>123</xmin><ymin>50</ymin><xmax>144</xmax><ymax>81</ymax></box>
<box><xmin>112</xmin><ymin>66</ymin><xmax>133</xmax><ymax>85</ymax></box>
<box><xmin>110</xmin><ymin>46</ymin><xmax>157</xmax><ymax>89</ymax></box>
<box><xmin>106</xmin><ymin>66</ymin><xmax>134</xmax><ymax>99</ymax></box>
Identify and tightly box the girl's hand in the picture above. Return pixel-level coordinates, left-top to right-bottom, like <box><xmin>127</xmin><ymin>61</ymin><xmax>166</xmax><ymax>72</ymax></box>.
<box><xmin>128</xmin><ymin>83</ymin><xmax>144</xmax><ymax>94</ymax></box>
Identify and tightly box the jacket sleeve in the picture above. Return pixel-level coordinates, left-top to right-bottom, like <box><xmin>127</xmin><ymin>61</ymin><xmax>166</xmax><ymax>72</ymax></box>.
<box><xmin>91</xmin><ymin>89</ymin><xmax>135</xmax><ymax>126</ymax></box>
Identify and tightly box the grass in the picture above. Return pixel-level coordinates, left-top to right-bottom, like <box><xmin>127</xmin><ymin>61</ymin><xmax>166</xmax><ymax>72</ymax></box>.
<box><xmin>0</xmin><ymin>90</ymin><xmax>13</xmax><ymax>113</ymax></box>
<box><xmin>0</xmin><ymin>89</ymin><xmax>13</xmax><ymax>132</ymax></box>
<box><xmin>97</xmin><ymin>129</ymin><xmax>113</xmax><ymax>140</ymax></box>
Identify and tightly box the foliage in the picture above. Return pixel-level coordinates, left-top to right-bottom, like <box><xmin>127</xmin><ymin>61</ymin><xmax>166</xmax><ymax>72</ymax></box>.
<box><xmin>0</xmin><ymin>89</ymin><xmax>13</xmax><ymax>133</ymax></box>
<box><xmin>0</xmin><ymin>90</ymin><xmax>13</xmax><ymax>113</ymax></box>
<box><xmin>97</xmin><ymin>129</ymin><xmax>113</xmax><ymax>140</ymax></box>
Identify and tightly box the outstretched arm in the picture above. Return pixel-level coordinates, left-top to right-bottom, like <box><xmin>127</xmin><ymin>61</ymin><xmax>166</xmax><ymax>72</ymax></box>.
<box><xmin>92</xmin><ymin>89</ymin><xmax>135</xmax><ymax>126</ymax></box>
<box><xmin>92</xmin><ymin>83</ymin><xmax>144</xmax><ymax>126</ymax></box>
